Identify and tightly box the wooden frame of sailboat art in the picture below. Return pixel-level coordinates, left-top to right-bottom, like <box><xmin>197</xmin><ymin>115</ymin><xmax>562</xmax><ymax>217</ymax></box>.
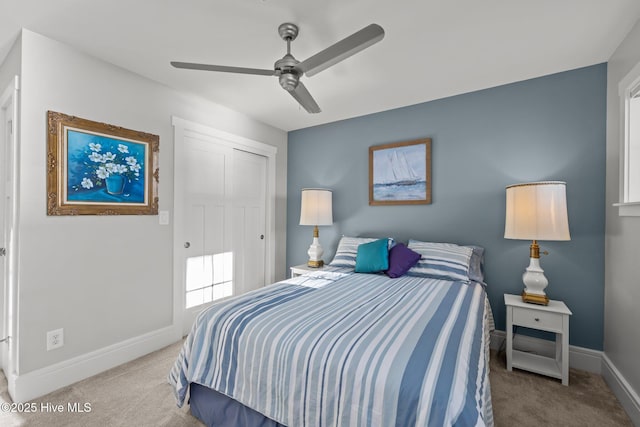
<box><xmin>369</xmin><ymin>138</ymin><xmax>431</xmax><ymax>205</ymax></box>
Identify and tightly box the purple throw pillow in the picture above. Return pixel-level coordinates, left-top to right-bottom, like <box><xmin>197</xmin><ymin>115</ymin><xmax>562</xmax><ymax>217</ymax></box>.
<box><xmin>385</xmin><ymin>243</ymin><xmax>422</xmax><ymax>278</ymax></box>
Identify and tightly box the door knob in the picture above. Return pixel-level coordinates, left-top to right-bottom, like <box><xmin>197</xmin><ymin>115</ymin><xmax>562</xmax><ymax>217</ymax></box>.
<box><xmin>184</xmin><ymin>242</ymin><xmax>191</xmax><ymax>248</ymax></box>
<box><xmin>260</xmin><ymin>235</ymin><xmax>264</xmax><ymax>240</ymax></box>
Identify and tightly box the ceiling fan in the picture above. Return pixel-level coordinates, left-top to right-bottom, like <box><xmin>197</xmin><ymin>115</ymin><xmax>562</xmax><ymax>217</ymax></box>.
<box><xmin>171</xmin><ymin>23</ymin><xmax>385</xmax><ymax>114</ymax></box>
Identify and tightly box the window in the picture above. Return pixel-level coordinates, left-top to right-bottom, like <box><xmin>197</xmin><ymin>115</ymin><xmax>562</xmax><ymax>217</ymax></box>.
<box><xmin>617</xmin><ymin>61</ymin><xmax>640</xmax><ymax>216</ymax></box>
<box><xmin>185</xmin><ymin>252</ymin><xmax>233</xmax><ymax>308</ymax></box>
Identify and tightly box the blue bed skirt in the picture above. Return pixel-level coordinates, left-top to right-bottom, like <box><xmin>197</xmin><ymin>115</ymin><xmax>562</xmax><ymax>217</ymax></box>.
<box><xmin>190</xmin><ymin>382</ymin><xmax>286</xmax><ymax>427</ymax></box>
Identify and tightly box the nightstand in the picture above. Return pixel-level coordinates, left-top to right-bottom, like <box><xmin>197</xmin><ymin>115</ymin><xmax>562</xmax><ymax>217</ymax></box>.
<box><xmin>504</xmin><ymin>294</ymin><xmax>572</xmax><ymax>385</ymax></box>
<box><xmin>290</xmin><ymin>263</ymin><xmax>326</xmax><ymax>278</ymax></box>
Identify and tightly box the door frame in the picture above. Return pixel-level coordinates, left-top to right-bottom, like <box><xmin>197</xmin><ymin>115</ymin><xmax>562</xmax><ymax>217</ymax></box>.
<box><xmin>0</xmin><ymin>75</ymin><xmax>20</xmax><ymax>386</ymax></box>
<box><xmin>171</xmin><ymin>116</ymin><xmax>277</xmax><ymax>337</ymax></box>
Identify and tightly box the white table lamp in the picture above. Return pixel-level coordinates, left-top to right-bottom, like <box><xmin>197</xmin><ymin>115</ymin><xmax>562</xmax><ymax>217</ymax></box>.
<box><xmin>299</xmin><ymin>188</ymin><xmax>333</xmax><ymax>268</ymax></box>
<box><xmin>504</xmin><ymin>181</ymin><xmax>570</xmax><ymax>305</ymax></box>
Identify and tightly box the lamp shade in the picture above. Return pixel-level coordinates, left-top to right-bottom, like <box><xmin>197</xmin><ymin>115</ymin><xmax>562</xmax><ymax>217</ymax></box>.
<box><xmin>504</xmin><ymin>181</ymin><xmax>570</xmax><ymax>241</ymax></box>
<box><xmin>300</xmin><ymin>188</ymin><xmax>333</xmax><ymax>226</ymax></box>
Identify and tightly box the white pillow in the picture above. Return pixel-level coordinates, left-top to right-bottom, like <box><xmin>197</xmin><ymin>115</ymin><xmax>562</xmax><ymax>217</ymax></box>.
<box><xmin>406</xmin><ymin>240</ymin><xmax>474</xmax><ymax>282</ymax></box>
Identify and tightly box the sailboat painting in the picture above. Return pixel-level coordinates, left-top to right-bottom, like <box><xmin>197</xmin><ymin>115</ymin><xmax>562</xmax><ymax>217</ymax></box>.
<box><xmin>369</xmin><ymin>138</ymin><xmax>431</xmax><ymax>205</ymax></box>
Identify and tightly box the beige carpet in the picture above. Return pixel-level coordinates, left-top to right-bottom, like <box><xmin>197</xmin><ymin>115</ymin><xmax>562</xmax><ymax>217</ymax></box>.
<box><xmin>490</xmin><ymin>349</ymin><xmax>632</xmax><ymax>427</ymax></box>
<box><xmin>0</xmin><ymin>341</ymin><xmax>632</xmax><ymax>426</ymax></box>
<box><xmin>0</xmin><ymin>341</ymin><xmax>202</xmax><ymax>427</ymax></box>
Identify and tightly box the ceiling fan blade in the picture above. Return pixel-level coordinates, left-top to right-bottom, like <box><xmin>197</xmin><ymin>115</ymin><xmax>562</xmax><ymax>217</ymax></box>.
<box><xmin>288</xmin><ymin>81</ymin><xmax>321</xmax><ymax>113</ymax></box>
<box><xmin>296</xmin><ymin>24</ymin><xmax>384</xmax><ymax>77</ymax></box>
<box><xmin>171</xmin><ymin>61</ymin><xmax>276</xmax><ymax>76</ymax></box>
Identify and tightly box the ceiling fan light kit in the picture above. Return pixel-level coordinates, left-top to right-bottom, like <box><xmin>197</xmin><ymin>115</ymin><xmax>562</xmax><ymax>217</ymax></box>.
<box><xmin>171</xmin><ymin>22</ymin><xmax>385</xmax><ymax>114</ymax></box>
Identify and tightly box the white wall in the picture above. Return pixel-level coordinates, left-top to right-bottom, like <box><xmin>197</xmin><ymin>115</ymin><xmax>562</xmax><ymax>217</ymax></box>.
<box><xmin>0</xmin><ymin>36</ymin><xmax>20</xmax><ymax>95</ymax></box>
<box><xmin>14</xmin><ymin>29</ymin><xmax>287</xmax><ymax>379</ymax></box>
<box><xmin>604</xmin><ymin>18</ymin><xmax>640</xmax><ymax>425</ymax></box>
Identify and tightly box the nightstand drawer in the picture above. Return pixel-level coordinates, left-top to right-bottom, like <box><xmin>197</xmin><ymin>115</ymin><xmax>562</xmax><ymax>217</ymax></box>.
<box><xmin>513</xmin><ymin>307</ymin><xmax>563</xmax><ymax>331</ymax></box>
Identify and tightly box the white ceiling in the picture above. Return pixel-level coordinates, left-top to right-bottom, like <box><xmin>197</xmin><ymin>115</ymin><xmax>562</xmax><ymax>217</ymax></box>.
<box><xmin>1</xmin><ymin>0</ymin><xmax>640</xmax><ymax>132</ymax></box>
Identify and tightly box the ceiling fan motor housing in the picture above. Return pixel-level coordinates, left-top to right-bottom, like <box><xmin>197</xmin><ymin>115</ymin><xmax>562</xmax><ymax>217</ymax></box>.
<box><xmin>279</xmin><ymin>72</ymin><xmax>299</xmax><ymax>91</ymax></box>
<box><xmin>278</xmin><ymin>23</ymin><xmax>299</xmax><ymax>41</ymax></box>
<box><xmin>274</xmin><ymin>53</ymin><xmax>301</xmax><ymax>91</ymax></box>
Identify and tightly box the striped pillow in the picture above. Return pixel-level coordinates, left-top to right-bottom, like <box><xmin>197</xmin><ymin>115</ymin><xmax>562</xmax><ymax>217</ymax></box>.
<box><xmin>406</xmin><ymin>240</ymin><xmax>474</xmax><ymax>282</ymax></box>
<box><xmin>329</xmin><ymin>236</ymin><xmax>394</xmax><ymax>269</ymax></box>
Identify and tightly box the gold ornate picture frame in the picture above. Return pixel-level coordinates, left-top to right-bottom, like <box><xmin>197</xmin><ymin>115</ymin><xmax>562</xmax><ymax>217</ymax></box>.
<box><xmin>369</xmin><ymin>138</ymin><xmax>432</xmax><ymax>205</ymax></box>
<box><xmin>47</xmin><ymin>111</ymin><xmax>159</xmax><ymax>215</ymax></box>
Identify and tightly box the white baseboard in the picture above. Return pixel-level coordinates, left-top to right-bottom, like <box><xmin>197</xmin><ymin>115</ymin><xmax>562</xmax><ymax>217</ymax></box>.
<box><xmin>602</xmin><ymin>354</ymin><xmax>640</xmax><ymax>426</ymax></box>
<box><xmin>490</xmin><ymin>330</ymin><xmax>603</xmax><ymax>374</ymax></box>
<box><xmin>9</xmin><ymin>325</ymin><xmax>181</xmax><ymax>402</ymax></box>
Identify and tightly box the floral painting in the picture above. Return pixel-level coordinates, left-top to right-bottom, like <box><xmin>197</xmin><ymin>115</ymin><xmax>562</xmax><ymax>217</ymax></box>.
<box><xmin>67</xmin><ymin>131</ymin><xmax>146</xmax><ymax>203</ymax></box>
<box><xmin>47</xmin><ymin>111</ymin><xmax>159</xmax><ymax>215</ymax></box>
<box><xmin>369</xmin><ymin>138</ymin><xmax>431</xmax><ymax>205</ymax></box>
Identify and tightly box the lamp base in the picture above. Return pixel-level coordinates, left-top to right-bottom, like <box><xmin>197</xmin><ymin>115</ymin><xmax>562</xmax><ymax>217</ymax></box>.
<box><xmin>307</xmin><ymin>259</ymin><xmax>324</xmax><ymax>268</ymax></box>
<box><xmin>522</xmin><ymin>290</ymin><xmax>549</xmax><ymax>305</ymax></box>
<box><xmin>521</xmin><ymin>248</ymin><xmax>549</xmax><ymax>305</ymax></box>
<box><xmin>306</xmin><ymin>232</ymin><xmax>325</xmax><ymax>269</ymax></box>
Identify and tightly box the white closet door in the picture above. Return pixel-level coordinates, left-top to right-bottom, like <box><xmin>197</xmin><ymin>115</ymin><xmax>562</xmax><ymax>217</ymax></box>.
<box><xmin>181</xmin><ymin>136</ymin><xmax>233</xmax><ymax>332</ymax></box>
<box><xmin>231</xmin><ymin>149</ymin><xmax>267</xmax><ymax>295</ymax></box>
<box><xmin>178</xmin><ymin>135</ymin><xmax>268</xmax><ymax>334</ymax></box>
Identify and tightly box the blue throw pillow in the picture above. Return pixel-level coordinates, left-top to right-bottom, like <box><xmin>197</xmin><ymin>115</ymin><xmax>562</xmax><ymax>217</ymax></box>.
<box><xmin>329</xmin><ymin>236</ymin><xmax>395</xmax><ymax>269</ymax></box>
<box><xmin>355</xmin><ymin>238</ymin><xmax>389</xmax><ymax>273</ymax></box>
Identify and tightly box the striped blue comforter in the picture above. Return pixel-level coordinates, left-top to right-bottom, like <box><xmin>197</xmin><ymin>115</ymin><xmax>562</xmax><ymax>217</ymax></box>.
<box><xmin>169</xmin><ymin>269</ymin><xmax>493</xmax><ymax>427</ymax></box>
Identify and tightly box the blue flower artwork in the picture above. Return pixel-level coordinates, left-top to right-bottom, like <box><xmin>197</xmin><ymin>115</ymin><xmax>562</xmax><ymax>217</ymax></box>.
<box><xmin>66</xmin><ymin>130</ymin><xmax>147</xmax><ymax>204</ymax></box>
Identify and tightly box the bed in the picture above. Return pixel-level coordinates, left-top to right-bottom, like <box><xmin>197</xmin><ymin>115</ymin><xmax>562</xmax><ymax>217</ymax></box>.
<box><xmin>169</xmin><ymin>238</ymin><xmax>494</xmax><ymax>427</ymax></box>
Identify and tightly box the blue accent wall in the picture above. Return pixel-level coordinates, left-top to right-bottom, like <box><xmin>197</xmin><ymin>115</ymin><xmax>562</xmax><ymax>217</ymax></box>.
<box><xmin>287</xmin><ymin>64</ymin><xmax>607</xmax><ymax>350</ymax></box>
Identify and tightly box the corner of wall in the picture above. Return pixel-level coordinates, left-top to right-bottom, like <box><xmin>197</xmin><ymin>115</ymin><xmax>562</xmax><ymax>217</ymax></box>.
<box><xmin>602</xmin><ymin>353</ymin><xmax>640</xmax><ymax>426</ymax></box>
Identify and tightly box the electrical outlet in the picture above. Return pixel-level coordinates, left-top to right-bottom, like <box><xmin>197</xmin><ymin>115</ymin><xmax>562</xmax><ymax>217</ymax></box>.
<box><xmin>47</xmin><ymin>328</ymin><xmax>64</xmax><ymax>351</ymax></box>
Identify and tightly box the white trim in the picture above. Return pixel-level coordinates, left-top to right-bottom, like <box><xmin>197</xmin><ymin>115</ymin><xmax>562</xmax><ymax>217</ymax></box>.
<box><xmin>617</xmin><ymin>59</ymin><xmax>640</xmax><ymax>214</ymax></box>
<box><xmin>171</xmin><ymin>116</ymin><xmax>277</xmax><ymax>157</ymax></box>
<box><xmin>613</xmin><ymin>201</ymin><xmax>640</xmax><ymax>206</ymax></box>
<box><xmin>614</xmin><ymin>203</ymin><xmax>640</xmax><ymax>216</ymax></box>
<box><xmin>172</xmin><ymin>122</ymin><xmax>186</xmax><ymax>337</ymax></box>
<box><xmin>9</xmin><ymin>326</ymin><xmax>179</xmax><ymax>402</ymax></box>
<box><xmin>490</xmin><ymin>330</ymin><xmax>602</xmax><ymax>374</ymax></box>
<box><xmin>602</xmin><ymin>354</ymin><xmax>640</xmax><ymax>426</ymax></box>
<box><xmin>0</xmin><ymin>75</ymin><xmax>20</xmax><ymax>392</ymax></box>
